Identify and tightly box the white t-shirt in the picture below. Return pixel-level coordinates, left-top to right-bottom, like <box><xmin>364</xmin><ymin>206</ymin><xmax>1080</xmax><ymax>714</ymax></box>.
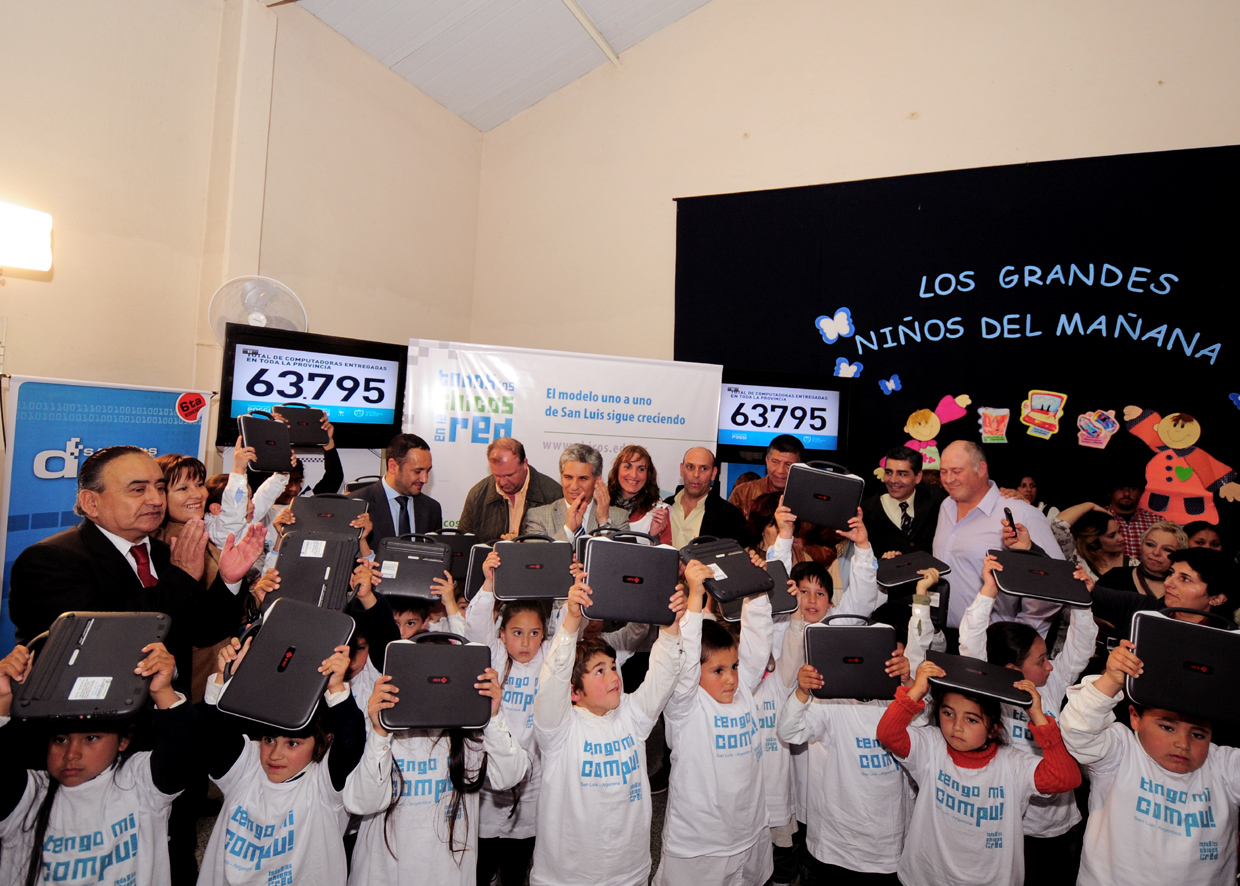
<box><xmin>1060</xmin><ymin>676</ymin><xmax>1240</xmax><ymax>886</ymax></box>
<box><xmin>894</xmin><ymin>723</ymin><xmax>1042</xmax><ymax>886</ymax></box>
<box><xmin>342</xmin><ymin>712</ymin><xmax>528</xmax><ymax>886</ymax></box>
<box><xmin>464</xmin><ymin>588</ymin><xmax>549</xmax><ymax>839</ymax></box>
<box><xmin>661</xmin><ymin>606</ymin><xmax>771</xmax><ymax>860</ymax></box>
<box><xmin>0</xmin><ymin>753</ymin><xmax>178</xmax><ymax>886</ymax></box>
<box><xmin>777</xmin><ymin>695</ymin><xmax>912</xmax><ymax>872</ymax></box>
<box><xmin>958</xmin><ymin>593</ymin><xmax>1097</xmax><ymax>837</ymax></box>
<box><xmin>529</xmin><ymin>621</ymin><xmax>684</xmax><ymax>886</ymax></box>
<box><xmin>199</xmin><ymin>743</ymin><xmax>349</xmax><ymax>886</ymax></box>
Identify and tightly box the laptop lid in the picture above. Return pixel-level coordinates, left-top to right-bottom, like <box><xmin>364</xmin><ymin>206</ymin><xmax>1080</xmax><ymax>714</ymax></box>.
<box><xmin>678</xmin><ymin>536</ymin><xmax>774</xmax><ymax>603</ymax></box>
<box><xmin>926</xmin><ymin>650</ymin><xmax>1033</xmax><ymax>707</ymax></box>
<box><xmin>492</xmin><ymin>535</ymin><xmax>575</xmax><ymax>601</ymax></box>
<box><xmin>239</xmin><ymin>413</ymin><xmax>293</xmax><ymax>473</ymax></box>
<box><xmin>990</xmin><ymin>549</ymin><xmax>1092</xmax><ymax>607</ymax></box>
<box><xmin>1127</xmin><ymin>609</ymin><xmax>1240</xmax><ymax>722</ymax></box>
<box><xmin>425</xmin><ymin>529</ymin><xmax>478</xmax><ymax>583</ymax></box>
<box><xmin>580</xmin><ymin>537</ymin><xmax>679</xmax><ymax>626</ymax></box>
<box><xmin>877</xmin><ymin>550</ymin><xmax>952</xmax><ymax>589</ymax></box>
<box><xmin>379</xmin><ymin>633</ymin><xmax>493</xmax><ymax>731</ymax></box>
<box><xmin>272</xmin><ymin>530</ymin><xmax>359</xmax><ymax>610</ymax></box>
<box><xmin>375</xmin><ymin>535</ymin><xmax>453</xmax><ymax>601</ymax></box>
<box><xmin>217</xmin><ymin>598</ymin><xmax>356</xmax><ymax>732</ymax></box>
<box><xmin>804</xmin><ymin>617</ymin><xmax>900</xmax><ymax>700</ymax></box>
<box><xmin>719</xmin><ymin>559</ymin><xmax>797</xmax><ymax>622</ymax></box>
<box><xmin>272</xmin><ymin>404</ymin><xmax>329</xmax><ymax>446</ymax></box>
<box><xmin>463</xmin><ymin>543</ymin><xmax>493</xmax><ymax>601</ymax></box>
<box><xmin>290</xmin><ymin>494</ymin><xmax>369</xmax><ymax>539</ymax></box>
<box><xmin>781</xmin><ymin>462</ymin><xmax>865</xmax><ymax>530</ymax></box>
<box><xmin>13</xmin><ymin>612</ymin><xmax>171</xmax><ymax>721</ymax></box>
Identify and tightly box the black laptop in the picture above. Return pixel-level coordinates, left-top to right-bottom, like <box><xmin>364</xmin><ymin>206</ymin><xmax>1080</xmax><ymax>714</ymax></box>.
<box><xmin>375</xmin><ymin>534</ymin><xmax>453</xmax><ymax>601</ymax></box>
<box><xmin>272</xmin><ymin>530</ymin><xmax>359</xmax><ymax>610</ymax></box>
<box><xmin>239</xmin><ymin>411</ymin><xmax>294</xmax><ymax>473</ymax></box>
<box><xmin>926</xmin><ymin>650</ymin><xmax>1033</xmax><ymax>707</ymax></box>
<box><xmin>805</xmin><ymin>617</ymin><xmax>901</xmax><ymax>700</ymax></box>
<box><xmin>580</xmin><ymin>535</ymin><xmax>680</xmax><ymax>626</ymax></box>
<box><xmin>425</xmin><ymin>529</ymin><xmax>477</xmax><ymax>583</ymax></box>
<box><xmin>217</xmin><ymin>598</ymin><xmax>356</xmax><ymax>731</ymax></box>
<box><xmin>13</xmin><ymin>612</ymin><xmax>170</xmax><ymax>721</ymax></box>
<box><xmin>575</xmin><ymin>526</ymin><xmax>640</xmax><ymax>565</ymax></box>
<box><xmin>679</xmin><ymin>536</ymin><xmax>774</xmax><ymax>603</ymax></box>
<box><xmin>463</xmin><ymin>543</ymin><xmax>493</xmax><ymax>601</ymax></box>
<box><xmin>877</xmin><ymin>550</ymin><xmax>952</xmax><ymax>589</ymax></box>
<box><xmin>989</xmin><ymin>549</ymin><xmax>1092</xmax><ymax>607</ymax></box>
<box><xmin>290</xmin><ymin>494</ymin><xmax>369</xmax><ymax>538</ymax></box>
<box><xmin>272</xmin><ymin>403</ymin><xmax>329</xmax><ymax>446</ymax></box>
<box><xmin>720</xmin><ymin>559</ymin><xmax>797</xmax><ymax>622</ymax></box>
<box><xmin>380</xmin><ymin>633</ymin><xmax>492</xmax><ymax>731</ymax></box>
<box><xmin>782</xmin><ymin>462</ymin><xmax>865</xmax><ymax>530</ymax></box>
<box><xmin>492</xmin><ymin>535</ymin><xmax>575</xmax><ymax>601</ymax></box>
<box><xmin>1127</xmin><ymin>609</ymin><xmax>1240</xmax><ymax>722</ymax></box>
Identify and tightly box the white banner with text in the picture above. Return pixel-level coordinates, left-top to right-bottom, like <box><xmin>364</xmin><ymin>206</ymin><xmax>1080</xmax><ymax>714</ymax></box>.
<box><xmin>405</xmin><ymin>341</ymin><xmax>722</xmax><ymax>525</ymax></box>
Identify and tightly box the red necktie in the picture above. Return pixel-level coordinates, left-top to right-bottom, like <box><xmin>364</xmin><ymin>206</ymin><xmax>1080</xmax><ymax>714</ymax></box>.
<box><xmin>130</xmin><ymin>543</ymin><xmax>157</xmax><ymax>588</ymax></box>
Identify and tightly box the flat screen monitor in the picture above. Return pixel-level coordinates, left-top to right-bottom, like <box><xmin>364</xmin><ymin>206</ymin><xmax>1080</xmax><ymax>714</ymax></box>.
<box><xmin>217</xmin><ymin>324</ymin><xmax>407</xmax><ymax>449</ymax></box>
<box><xmin>716</xmin><ymin>369</ymin><xmax>852</xmax><ymax>464</ymax></box>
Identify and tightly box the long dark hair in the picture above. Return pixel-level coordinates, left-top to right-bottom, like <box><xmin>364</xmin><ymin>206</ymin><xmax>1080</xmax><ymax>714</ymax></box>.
<box><xmin>986</xmin><ymin>621</ymin><xmax>1040</xmax><ymax>670</ymax></box>
<box><xmin>494</xmin><ymin>601</ymin><xmax>547</xmax><ymax>820</ymax></box>
<box><xmin>23</xmin><ymin>724</ymin><xmax>137</xmax><ymax>886</ymax></box>
<box><xmin>383</xmin><ymin>633</ymin><xmax>490</xmax><ymax>862</ymax></box>
<box><xmin>606</xmin><ymin>445</ymin><xmax>662</xmax><ymax>514</ymax></box>
<box><xmin>383</xmin><ymin>730</ymin><xmax>488</xmax><ymax>862</ymax></box>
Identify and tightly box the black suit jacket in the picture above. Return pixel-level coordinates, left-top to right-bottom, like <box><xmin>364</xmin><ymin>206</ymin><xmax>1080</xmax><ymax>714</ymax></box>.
<box><xmin>349</xmin><ymin>481</ymin><xmax>443</xmax><ymax>550</ymax></box>
<box><xmin>664</xmin><ymin>489</ymin><xmax>751</xmax><ymax>547</ymax></box>
<box><xmin>9</xmin><ymin>520</ymin><xmax>242</xmax><ymax>688</ymax></box>
<box><xmin>861</xmin><ymin>485</ymin><xmax>945</xmax><ymax>558</ymax></box>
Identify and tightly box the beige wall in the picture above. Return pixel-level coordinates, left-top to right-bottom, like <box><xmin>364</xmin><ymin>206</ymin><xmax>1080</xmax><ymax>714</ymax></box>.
<box><xmin>0</xmin><ymin>1</ymin><xmax>224</xmax><ymax>387</ymax></box>
<box><xmin>471</xmin><ymin>0</ymin><xmax>1240</xmax><ymax>360</ymax></box>
<box><xmin>0</xmin><ymin>0</ymin><xmax>480</xmax><ymax>397</ymax></box>
<box><xmin>3</xmin><ymin>0</ymin><xmax>1237</xmax><ymax>393</ymax></box>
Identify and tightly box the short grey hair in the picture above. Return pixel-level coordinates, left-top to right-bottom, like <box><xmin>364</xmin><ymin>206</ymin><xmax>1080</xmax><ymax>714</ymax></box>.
<box><xmin>559</xmin><ymin>443</ymin><xmax>603</xmax><ymax>478</ymax></box>
<box><xmin>945</xmin><ymin>439</ymin><xmax>987</xmax><ymax>470</ymax></box>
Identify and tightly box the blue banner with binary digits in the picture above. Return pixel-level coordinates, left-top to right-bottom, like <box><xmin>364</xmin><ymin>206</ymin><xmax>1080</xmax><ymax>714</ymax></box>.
<box><xmin>674</xmin><ymin>146</ymin><xmax>1240</xmax><ymax>518</ymax></box>
<box><xmin>0</xmin><ymin>378</ymin><xmax>210</xmax><ymax>652</ymax></box>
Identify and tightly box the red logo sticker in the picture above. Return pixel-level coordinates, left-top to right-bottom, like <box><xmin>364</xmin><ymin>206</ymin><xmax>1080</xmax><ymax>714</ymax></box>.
<box><xmin>176</xmin><ymin>392</ymin><xmax>207</xmax><ymax>423</ymax></box>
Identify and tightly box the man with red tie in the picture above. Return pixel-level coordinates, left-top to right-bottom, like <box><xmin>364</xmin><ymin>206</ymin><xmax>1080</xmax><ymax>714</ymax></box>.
<box><xmin>9</xmin><ymin>445</ymin><xmax>264</xmax><ymax>688</ymax></box>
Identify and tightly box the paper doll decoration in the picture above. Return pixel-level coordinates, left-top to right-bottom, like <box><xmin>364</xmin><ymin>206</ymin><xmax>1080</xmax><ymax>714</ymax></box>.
<box><xmin>1019</xmin><ymin>390</ymin><xmax>1067</xmax><ymax>439</ymax></box>
<box><xmin>1124</xmin><ymin>406</ymin><xmax>1240</xmax><ymax>524</ymax></box>
<box><xmin>834</xmin><ymin>357</ymin><xmax>863</xmax><ymax>378</ymax></box>
<box><xmin>874</xmin><ymin>394</ymin><xmax>971</xmax><ymax>478</ymax></box>
<box><xmin>1077</xmin><ymin>410</ymin><xmax>1119</xmax><ymax>449</ymax></box>
<box><xmin>977</xmin><ymin>407</ymin><xmax>1010</xmax><ymax>443</ymax></box>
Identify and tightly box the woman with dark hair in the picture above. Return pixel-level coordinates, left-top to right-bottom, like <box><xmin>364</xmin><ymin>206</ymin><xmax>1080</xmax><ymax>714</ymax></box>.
<box><xmin>606</xmin><ymin>445</ymin><xmax>671</xmax><ymax>544</ymax></box>
<box><xmin>1184</xmin><ymin>520</ymin><xmax>1224</xmax><ymax>551</ymax></box>
<box><xmin>1090</xmin><ymin>547</ymin><xmax>1237</xmax><ymax>642</ymax></box>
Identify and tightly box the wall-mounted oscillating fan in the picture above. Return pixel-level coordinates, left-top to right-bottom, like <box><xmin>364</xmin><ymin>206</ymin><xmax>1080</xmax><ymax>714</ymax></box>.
<box><xmin>207</xmin><ymin>276</ymin><xmax>308</xmax><ymax>346</ymax></box>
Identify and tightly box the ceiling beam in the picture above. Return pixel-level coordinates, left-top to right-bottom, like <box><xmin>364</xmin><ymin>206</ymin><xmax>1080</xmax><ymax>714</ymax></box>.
<box><xmin>560</xmin><ymin>0</ymin><xmax>621</xmax><ymax>67</ymax></box>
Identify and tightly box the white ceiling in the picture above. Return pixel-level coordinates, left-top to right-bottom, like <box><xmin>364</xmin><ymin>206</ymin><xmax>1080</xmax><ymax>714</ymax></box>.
<box><xmin>298</xmin><ymin>0</ymin><xmax>713</xmax><ymax>132</ymax></box>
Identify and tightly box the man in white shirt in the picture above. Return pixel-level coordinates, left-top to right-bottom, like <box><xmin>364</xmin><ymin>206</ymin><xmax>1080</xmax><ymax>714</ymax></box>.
<box><xmin>933</xmin><ymin>440</ymin><xmax>1063</xmax><ymax>637</ymax></box>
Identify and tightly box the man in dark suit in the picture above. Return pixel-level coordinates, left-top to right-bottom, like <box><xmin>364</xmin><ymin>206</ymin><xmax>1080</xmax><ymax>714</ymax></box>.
<box><xmin>861</xmin><ymin>445</ymin><xmax>944</xmax><ymax>557</ymax></box>
<box><xmin>349</xmin><ymin>432</ymin><xmax>443</xmax><ymax>550</ymax></box>
<box><xmin>9</xmin><ymin>445</ymin><xmax>265</xmax><ymax>683</ymax></box>
<box><xmin>665</xmin><ymin>446</ymin><xmax>749</xmax><ymax>548</ymax></box>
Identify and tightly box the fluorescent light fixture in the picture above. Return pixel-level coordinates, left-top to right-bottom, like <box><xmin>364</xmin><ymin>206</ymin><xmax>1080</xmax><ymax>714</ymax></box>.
<box><xmin>0</xmin><ymin>201</ymin><xmax>53</xmax><ymax>271</ymax></box>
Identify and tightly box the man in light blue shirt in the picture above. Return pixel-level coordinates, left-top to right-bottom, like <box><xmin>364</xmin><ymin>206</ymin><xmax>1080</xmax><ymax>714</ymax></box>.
<box><xmin>933</xmin><ymin>440</ymin><xmax>1062</xmax><ymax>636</ymax></box>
